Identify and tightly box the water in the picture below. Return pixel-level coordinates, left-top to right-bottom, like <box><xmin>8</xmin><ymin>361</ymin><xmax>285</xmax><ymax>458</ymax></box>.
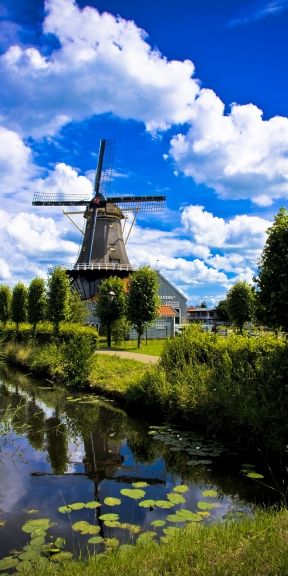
<box><xmin>0</xmin><ymin>366</ymin><xmax>273</xmax><ymax>569</ymax></box>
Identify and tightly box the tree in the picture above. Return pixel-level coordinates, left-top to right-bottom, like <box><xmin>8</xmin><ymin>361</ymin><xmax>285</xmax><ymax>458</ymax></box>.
<box><xmin>216</xmin><ymin>299</ymin><xmax>230</xmax><ymax>322</ymax></box>
<box><xmin>256</xmin><ymin>207</ymin><xmax>288</xmax><ymax>332</ymax></box>
<box><xmin>28</xmin><ymin>277</ymin><xmax>46</xmax><ymax>335</ymax></box>
<box><xmin>0</xmin><ymin>284</ymin><xmax>11</xmax><ymax>326</ymax></box>
<box><xmin>69</xmin><ymin>290</ymin><xmax>88</xmax><ymax>324</ymax></box>
<box><xmin>96</xmin><ymin>276</ymin><xmax>126</xmax><ymax>347</ymax></box>
<box><xmin>226</xmin><ymin>281</ymin><xmax>255</xmax><ymax>334</ymax></box>
<box><xmin>127</xmin><ymin>266</ymin><xmax>160</xmax><ymax>348</ymax></box>
<box><xmin>11</xmin><ymin>282</ymin><xmax>28</xmax><ymax>332</ymax></box>
<box><xmin>47</xmin><ymin>267</ymin><xmax>71</xmax><ymax>335</ymax></box>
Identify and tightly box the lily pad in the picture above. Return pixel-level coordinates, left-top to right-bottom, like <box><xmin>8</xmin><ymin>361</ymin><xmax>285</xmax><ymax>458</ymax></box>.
<box><xmin>18</xmin><ymin>550</ymin><xmax>40</xmax><ymax>561</ymax></box>
<box><xmin>99</xmin><ymin>513</ymin><xmax>119</xmax><ymax>522</ymax></box>
<box><xmin>21</xmin><ymin>518</ymin><xmax>51</xmax><ymax>534</ymax></box>
<box><xmin>120</xmin><ymin>523</ymin><xmax>141</xmax><ymax>534</ymax></box>
<box><xmin>72</xmin><ymin>521</ymin><xmax>101</xmax><ymax>535</ymax></box>
<box><xmin>163</xmin><ymin>526</ymin><xmax>182</xmax><ymax>536</ymax></box>
<box><xmin>151</xmin><ymin>520</ymin><xmax>166</xmax><ymax>527</ymax></box>
<box><xmin>173</xmin><ymin>485</ymin><xmax>189</xmax><ymax>493</ymax></box>
<box><xmin>50</xmin><ymin>551</ymin><xmax>73</xmax><ymax>562</ymax></box>
<box><xmin>132</xmin><ymin>482</ymin><xmax>148</xmax><ymax>488</ymax></box>
<box><xmin>176</xmin><ymin>509</ymin><xmax>202</xmax><ymax>521</ymax></box>
<box><xmin>16</xmin><ymin>560</ymin><xmax>32</xmax><ymax>572</ymax></box>
<box><xmin>67</xmin><ymin>502</ymin><xmax>85</xmax><ymax>510</ymax></box>
<box><xmin>120</xmin><ymin>488</ymin><xmax>145</xmax><ymax>500</ymax></box>
<box><xmin>104</xmin><ymin>520</ymin><xmax>121</xmax><ymax>528</ymax></box>
<box><xmin>58</xmin><ymin>505</ymin><xmax>72</xmax><ymax>514</ymax></box>
<box><xmin>166</xmin><ymin>514</ymin><xmax>187</xmax><ymax>523</ymax></box>
<box><xmin>104</xmin><ymin>497</ymin><xmax>121</xmax><ymax>506</ymax></box>
<box><xmin>197</xmin><ymin>501</ymin><xmax>218</xmax><ymax>511</ymax></box>
<box><xmin>167</xmin><ymin>493</ymin><xmax>186</xmax><ymax>505</ymax></box>
<box><xmin>0</xmin><ymin>557</ymin><xmax>19</xmax><ymax>570</ymax></box>
<box><xmin>85</xmin><ymin>501</ymin><xmax>101</xmax><ymax>509</ymax></box>
<box><xmin>202</xmin><ymin>490</ymin><xmax>218</xmax><ymax>498</ymax></box>
<box><xmin>105</xmin><ymin>538</ymin><xmax>120</xmax><ymax>548</ymax></box>
<box><xmin>88</xmin><ymin>536</ymin><xmax>104</xmax><ymax>544</ymax></box>
<box><xmin>155</xmin><ymin>500</ymin><xmax>174</xmax><ymax>509</ymax></box>
<box><xmin>0</xmin><ymin>520</ymin><xmax>6</xmax><ymax>527</ymax></box>
<box><xmin>139</xmin><ymin>499</ymin><xmax>155</xmax><ymax>508</ymax></box>
<box><xmin>246</xmin><ymin>472</ymin><xmax>264</xmax><ymax>479</ymax></box>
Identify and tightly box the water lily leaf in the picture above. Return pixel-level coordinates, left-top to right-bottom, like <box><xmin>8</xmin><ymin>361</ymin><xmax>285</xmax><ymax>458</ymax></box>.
<box><xmin>99</xmin><ymin>513</ymin><xmax>119</xmax><ymax>522</ymax></box>
<box><xmin>22</xmin><ymin>518</ymin><xmax>51</xmax><ymax>534</ymax></box>
<box><xmin>0</xmin><ymin>520</ymin><xmax>6</xmax><ymax>527</ymax></box>
<box><xmin>139</xmin><ymin>499</ymin><xmax>155</xmax><ymax>508</ymax></box>
<box><xmin>120</xmin><ymin>488</ymin><xmax>145</xmax><ymax>500</ymax></box>
<box><xmin>18</xmin><ymin>550</ymin><xmax>40</xmax><ymax>561</ymax></box>
<box><xmin>166</xmin><ymin>514</ymin><xmax>187</xmax><ymax>523</ymax></box>
<box><xmin>148</xmin><ymin>430</ymin><xmax>157</xmax><ymax>435</ymax></box>
<box><xmin>136</xmin><ymin>531</ymin><xmax>156</xmax><ymax>545</ymax></box>
<box><xmin>104</xmin><ymin>520</ymin><xmax>121</xmax><ymax>528</ymax></box>
<box><xmin>0</xmin><ymin>557</ymin><xmax>19</xmax><ymax>570</ymax></box>
<box><xmin>29</xmin><ymin>536</ymin><xmax>45</xmax><ymax>547</ymax></box>
<box><xmin>105</xmin><ymin>538</ymin><xmax>120</xmax><ymax>548</ymax></box>
<box><xmin>51</xmin><ymin>551</ymin><xmax>73</xmax><ymax>562</ymax></box>
<box><xmin>88</xmin><ymin>536</ymin><xmax>104</xmax><ymax>544</ymax></box>
<box><xmin>120</xmin><ymin>523</ymin><xmax>141</xmax><ymax>534</ymax></box>
<box><xmin>85</xmin><ymin>501</ymin><xmax>101</xmax><ymax>509</ymax></box>
<box><xmin>58</xmin><ymin>505</ymin><xmax>71</xmax><ymax>514</ymax></box>
<box><xmin>16</xmin><ymin>560</ymin><xmax>31</xmax><ymax>572</ymax></box>
<box><xmin>132</xmin><ymin>482</ymin><xmax>148</xmax><ymax>488</ymax></box>
<box><xmin>54</xmin><ymin>537</ymin><xmax>66</xmax><ymax>549</ymax></box>
<box><xmin>198</xmin><ymin>511</ymin><xmax>210</xmax><ymax>517</ymax></box>
<box><xmin>151</xmin><ymin>520</ymin><xmax>166</xmax><ymax>527</ymax></box>
<box><xmin>173</xmin><ymin>485</ymin><xmax>189</xmax><ymax>493</ymax></box>
<box><xmin>246</xmin><ymin>472</ymin><xmax>264</xmax><ymax>479</ymax></box>
<box><xmin>197</xmin><ymin>501</ymin><xmax>218</xmax><ymax>511</ymax></box>
<box><xmin>104</xmin><ymin>497</ymin><xmax>121</xmax><ymax>506</ymax></box>
<box><xmin>197</xmin><ymin>459</ymin><xmax>213</xmax><ymax>465</ymax></box>
<box><xmin>67</xmin><ymin>502</ymin><xmax>85</xmax><ymax>510</ymax></box>
<box><xmin>176</xmin><ymin>509</ymin><xmax>202</xmax><ymax>521</ymax></box>
<box><xmin>202</xmin><ymin>490</ymin><xmax>218</xmax><ymax>498</ymax></box>
<box><xmin>167</xmin><ymin>493</ymin><xmax>185</xmax><ymax>505</ymax></box>
<box><xmin>72</xmin><ymin>521</ymin><xmax>100</xmax><ymax>535</ymax></box>
<box><xmin>155</xmin><ymin>500</ymin><xmax>174</xmax><ymax>509</ymax></box>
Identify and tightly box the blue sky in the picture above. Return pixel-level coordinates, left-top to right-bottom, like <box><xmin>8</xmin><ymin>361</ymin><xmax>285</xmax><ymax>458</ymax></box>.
<box><xmin>0</xmin><ymin>0</ymin><xmax>288</xmax><ymax>305</ymax></box>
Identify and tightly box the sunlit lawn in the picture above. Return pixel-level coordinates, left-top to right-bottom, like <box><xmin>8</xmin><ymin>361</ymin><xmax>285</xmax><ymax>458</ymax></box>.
<box><xmin>98</xmin><ymin>337</ymin><xmax>165</xmax><ymax>356</ymax></box>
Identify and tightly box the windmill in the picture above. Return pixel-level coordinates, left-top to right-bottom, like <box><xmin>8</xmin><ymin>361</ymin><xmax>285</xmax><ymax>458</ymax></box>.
<box><xmin>32</xmin><ymin>139</ymin><xmax>166</xmax><ymax>299</ymax></box>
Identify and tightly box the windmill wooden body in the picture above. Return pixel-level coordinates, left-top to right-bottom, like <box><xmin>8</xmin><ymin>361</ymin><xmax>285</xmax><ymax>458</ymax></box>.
<box><xmin>32</xmin><ymin>139</ymin><xmax>165</xmax><ymax>299</ymax></box>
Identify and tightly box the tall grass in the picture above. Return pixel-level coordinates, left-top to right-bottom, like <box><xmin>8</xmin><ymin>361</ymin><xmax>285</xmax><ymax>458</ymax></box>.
<box><xmin>21</xmin><ymin>509</ymin><xmax>288</xmax><ymax>576</ymax></box>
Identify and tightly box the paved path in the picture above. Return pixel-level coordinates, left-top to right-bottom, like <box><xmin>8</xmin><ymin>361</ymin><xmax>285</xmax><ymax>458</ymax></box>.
<box><xmin>97</xmin><ymin>348</ymin><xmax>159</xmax><ymax>364</ymax></box>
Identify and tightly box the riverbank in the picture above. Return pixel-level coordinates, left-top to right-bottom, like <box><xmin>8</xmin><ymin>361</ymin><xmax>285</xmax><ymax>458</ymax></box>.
<box><xmin>2</xmin><ymin>324</ymin><xmax>288</xmax><ymax>455</ymax></box>
<box><xmin>19</xmin><ymin>509</ymin><xmax>288</xmax><ymax>576</ymax></box>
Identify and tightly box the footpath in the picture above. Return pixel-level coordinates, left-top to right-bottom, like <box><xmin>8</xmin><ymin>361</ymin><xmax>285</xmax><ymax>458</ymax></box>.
<box><xmin>97</xmin><ymin>348</ymin><xmax>159</xmax><ymax>364</ymax></box>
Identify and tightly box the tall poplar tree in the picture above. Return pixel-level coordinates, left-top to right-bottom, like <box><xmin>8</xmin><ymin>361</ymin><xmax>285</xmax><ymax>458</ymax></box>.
<box><xmin>96</xmin><ymin>276</ymin><xmax>126</xmax><ymax>347</ymax></box>
<box><xmin>0</xmin><ymin>284</ymin><xmax>11</xmax><ymax>327</ymax></box>
<box><xmin>11</xmin><ymin>282</ymin><xmax>28</xmax><ymax>332</ymax></box>
<box><xmin>28</xmin><ymin>277</ymin><xmax>46</xmax><ymax>335</ymax></box>
<box><xmin>47</xmin><ymin>267</ymin><xmax>71</xmax><ymax>336</ymax></box>
<box><xmin>127</xmin><ymin>266</ymin><xmax>160</xmax><ymax>348</ymax></box>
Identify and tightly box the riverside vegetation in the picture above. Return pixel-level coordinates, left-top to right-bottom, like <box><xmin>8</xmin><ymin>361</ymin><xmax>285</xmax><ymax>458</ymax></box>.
<box><xmin>1</xmin><ymin>323</ymin><xmax>288</xmax><ymax>575</ymax></box>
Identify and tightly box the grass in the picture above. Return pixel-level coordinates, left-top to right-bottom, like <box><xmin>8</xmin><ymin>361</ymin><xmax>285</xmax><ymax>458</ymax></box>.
<box><xmin>23</xmin><ymin>508</ymin><xmax>288</xmax><ymax>576</ymax></box>
<box><xmin>99</xmin><ymin>337</ymin><xmax>164</xmax><ymax>356</ymax></box>
<box><xmin>89</xmin><ymin>353</ymin><xmax>148</xmax><ymax>397</ymax></box>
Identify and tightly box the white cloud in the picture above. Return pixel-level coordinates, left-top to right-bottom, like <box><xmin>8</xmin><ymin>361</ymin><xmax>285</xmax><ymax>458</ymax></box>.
<box><xmin>0</xmin><ymin>0</ymin><xmax>199</xmax><ymax>137</ymax></box>
<box><xmin>0</xmin><ymin>125</ymin><xmax>35</xmax><ymax>201</ymax></box>
<box><xmin>169</xmin><ymin>90</ymin><xmax>288</xmax><ymax>205</ymax></box>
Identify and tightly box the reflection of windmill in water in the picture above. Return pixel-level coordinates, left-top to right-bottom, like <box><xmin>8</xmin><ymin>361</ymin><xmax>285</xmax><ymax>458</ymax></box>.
<box><xmin>33</xmin><ymin>139</ymin><xmax>166</xmax><ymax>299</ymax></box>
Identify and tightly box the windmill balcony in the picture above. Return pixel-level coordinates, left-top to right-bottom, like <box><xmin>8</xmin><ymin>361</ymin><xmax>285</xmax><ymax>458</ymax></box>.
<box><xmin>48</xmin><ymin>263</ymin><xmax>134</xmax><ymax>274</ymax></box>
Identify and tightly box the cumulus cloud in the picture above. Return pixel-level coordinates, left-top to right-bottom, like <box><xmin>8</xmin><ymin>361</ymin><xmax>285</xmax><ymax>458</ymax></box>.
<box><xmin>0</xmin><ymin>0</ymin><xmax>199</xmax><ymax>137</ymax></box>
<box><xmin>169</xmin><ymin>90</ymin><xmax>288</xmax><ymax>205</ymax></box>
<box><xmin>0</xmin><ymin>125</ymin><xmax>35</xmax><ymax>202</ymax></box>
